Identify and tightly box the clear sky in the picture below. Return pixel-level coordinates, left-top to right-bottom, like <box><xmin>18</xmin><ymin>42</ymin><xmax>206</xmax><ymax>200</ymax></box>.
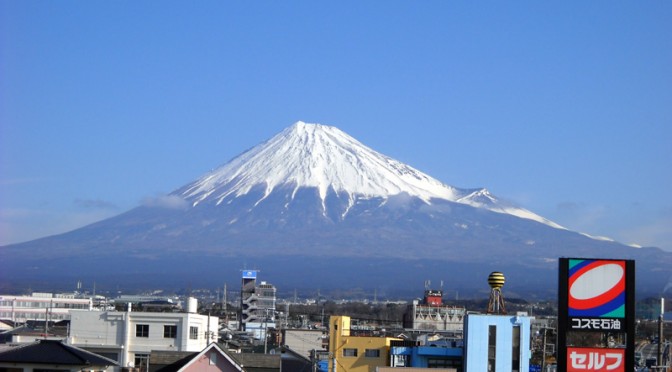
<box><xmin>1</xmin><ymin>2</ymin><xmax>670</xmax><ymax>251</ymax></box>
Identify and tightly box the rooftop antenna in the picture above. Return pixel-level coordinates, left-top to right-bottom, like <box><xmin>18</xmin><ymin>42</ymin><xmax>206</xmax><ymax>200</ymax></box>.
<box><xmin>487</xmin><ymin>271</ymin><xmax>507</xmax><ymax>314</ymax></box>
<box><xmin>222</xmin><ymin>283</ymin><xmax>227</xmax><ymax>311</ymax></box>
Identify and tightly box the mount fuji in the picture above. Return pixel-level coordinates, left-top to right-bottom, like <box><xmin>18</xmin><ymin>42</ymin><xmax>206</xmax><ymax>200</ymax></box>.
<box><xmin>1</xmin><ymin>122</ymin><xmax>670</xmax><ymax>297</ymax></box>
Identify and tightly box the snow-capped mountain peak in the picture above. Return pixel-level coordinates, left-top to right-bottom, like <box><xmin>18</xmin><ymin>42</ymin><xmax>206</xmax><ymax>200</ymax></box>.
<box><xmin>177</xmin><ymin>121</ymin><xmax>560</xmax><ymax>228</ymax></box>
<box><xmin>181</xmin><ymin>121</ymin><xmax>459</xmax><ymax>204</ymax></box>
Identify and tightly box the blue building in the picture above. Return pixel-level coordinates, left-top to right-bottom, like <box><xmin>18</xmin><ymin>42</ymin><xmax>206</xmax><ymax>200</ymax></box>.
<box><xmin>390</xmin><ymin>338</ymin><xmax>463</xmax><ymax>370</ymax></box>
<box><xmin>463</xmin><ymin>313</ymin><xmax>533</xmax><ymax>372</ymax></box>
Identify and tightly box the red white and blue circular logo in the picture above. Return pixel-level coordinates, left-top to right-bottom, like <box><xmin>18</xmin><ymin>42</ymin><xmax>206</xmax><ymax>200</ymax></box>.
<box><xmin>568</xmin><ymin>259</ymin><xmax>626</xmax><ymax>318</ymax></box>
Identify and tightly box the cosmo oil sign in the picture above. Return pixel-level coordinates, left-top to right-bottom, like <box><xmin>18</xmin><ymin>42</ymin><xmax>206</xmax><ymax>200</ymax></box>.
<box><xmin>568</xmin><ymin>260</ymin><xmax>626</xmax><ymax>321</ymax></box>
<box><xmin>558</xmin><ymin>258</ymin><xmax>635</xmax><ymax>372</ymax></box>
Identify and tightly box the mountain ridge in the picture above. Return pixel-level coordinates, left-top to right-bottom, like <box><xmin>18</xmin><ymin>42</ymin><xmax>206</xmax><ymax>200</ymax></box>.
<box><xmin>1</xmin><ymin>121</ymin><xmax>670</xmax><ymax>297</ymax></box>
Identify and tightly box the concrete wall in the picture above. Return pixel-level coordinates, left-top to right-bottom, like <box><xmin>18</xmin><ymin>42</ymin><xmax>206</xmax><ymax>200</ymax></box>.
<box><xmin>283</xmin><ymin>329</ymin><xmax>326</xmax><ymax>358</ymax></box>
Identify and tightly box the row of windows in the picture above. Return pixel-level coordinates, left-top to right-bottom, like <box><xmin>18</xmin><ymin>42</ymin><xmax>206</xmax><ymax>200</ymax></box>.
<box><xmin>0</xmin><ymin>300</ymin><xmax>89</xmax><ymax>309</ymax></box>
<box><xmin>0</xmin><ymin>312</ymin><xmax>68</xmax><ymax>320</ymax></box>
<box><xmin>343</xmin><ymin>348</ymin><xmax>380</xmax><ymax>358</ymax></box>
<box><xmin>135</xmin><ymin>324</ymin><xmax>199</xmax><ymax>339</ymax></box>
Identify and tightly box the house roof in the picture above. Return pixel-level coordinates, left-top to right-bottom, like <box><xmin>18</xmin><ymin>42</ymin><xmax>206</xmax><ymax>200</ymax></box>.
<box><xmin>149</xmin><ymin>350</ymin><xmax>198</xmax><ymax>372</ymax></box>
<box><xmin>5</xmin><ymin>322</ymin><xmax>69</xmax><ymax>338</ymax></box>
<box><xmin>151</xmin><ymin>343</ymin><xmax>243</xmax><ymax>372</ymax></box>
<box><xmin>0</xmin><ymin>339</ymin><xmax>117</xmax><ymax>366</ymax></box>
<box><xmin>180</xmin><ymin>343</ymin><xmax>243</xmax><ymax>372</ymax></box>
<box><xmin>229</xmin><ymin>351</ymin><xmax>281</xmax><ymax>370</ymax></box>
<box><xmin>276</xmin><ymin>346</ymin><xmax>314</xmax><ymax>372</ymax></box>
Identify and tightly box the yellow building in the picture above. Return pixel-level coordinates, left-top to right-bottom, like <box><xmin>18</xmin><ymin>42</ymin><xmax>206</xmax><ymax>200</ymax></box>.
<box><xmin>329</xmin><ymin>315</ymin><xmax>401</xmax><ymax>372</ymax></box>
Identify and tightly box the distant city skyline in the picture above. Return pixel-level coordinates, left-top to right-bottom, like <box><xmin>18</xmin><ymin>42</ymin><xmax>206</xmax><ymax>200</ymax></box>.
<box><xmin>1</xmin><ymin>2</ymin><xmax>671</xmax><ymax>251</ymax></box>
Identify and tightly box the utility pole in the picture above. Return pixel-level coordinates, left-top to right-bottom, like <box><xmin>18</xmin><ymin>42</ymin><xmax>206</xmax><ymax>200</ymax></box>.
<box><xmin>657</xmin><ymin>298</ymin><xmax>664</xmax><ymax>370</ymax></box>
<box><xmin>541</xmin><ymin>328</ymin><xmax>547</xmax><ymax>372</ymax></box>
<box><xmin>44</xmin><ymin>307</ymin><xmax>49</xmax><ymax>336</ymax></box>
<box><xmin>263</xmin><ymin>308</ymin><xmax>269</xmax><ymax>354</ymax></box>
<box><xmin>207</xmin><ymin>311</ymin><xmax>211</xmax><ymax>345</ymax></box>
<box><xmin>44</xmin><ymin>299</ymin><xmax>53</xmax><ymax>336</ymax></box>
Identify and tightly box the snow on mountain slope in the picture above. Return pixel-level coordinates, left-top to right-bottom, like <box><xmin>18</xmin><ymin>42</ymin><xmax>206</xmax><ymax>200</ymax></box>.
<box><xmin>178</xmin><ymin>121</ymin><xmax>561</xmax><ymax>228</ymax></box>
<box><xmin>457</xmin><ymin>188</ymin><xmax>566</xmax><ymax>229</ymax></box>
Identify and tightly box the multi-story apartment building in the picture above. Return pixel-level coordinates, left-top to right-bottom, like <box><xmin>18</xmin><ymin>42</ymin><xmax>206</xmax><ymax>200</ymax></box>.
<box><xmin>0</xmin><ymin>293</ymin><xmax>92</xmax><ymax>322</ymax></box>
<box><xmin>329</xmin><ymin>315</ymin><xmax>401</xmax><ymax>372</ymax></box>
<box><xmin>240</xmin><ymin>270</ymin><xmax>277</xmax><ymax>341</ymax></box>
<box><xmin>67</xmin><ymin>299</ymin><xmax>218</xmax><ymax>371</ymax></box>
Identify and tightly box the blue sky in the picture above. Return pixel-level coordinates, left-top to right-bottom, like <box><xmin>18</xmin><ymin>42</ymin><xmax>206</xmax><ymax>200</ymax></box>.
<box><xmin>1</xmin><ymin>1</ymin><xmax>671</xmax><ymax>251</ymax></box>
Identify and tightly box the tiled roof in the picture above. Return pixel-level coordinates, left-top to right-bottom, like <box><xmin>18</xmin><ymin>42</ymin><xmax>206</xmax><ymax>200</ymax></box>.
<box><xmin>0</xmin><ymin>339</ymin><xmax>117</xmax><ymax>366</ymax></box>
<box><xmin>149</xmin><ymin>350</ymin><xmax>197</xmax><ymax>372</ymax></box>
<box><xmin>229</xmin><ymin>352</ymin><xmax>281</xmax><ymax>369</ymax></box>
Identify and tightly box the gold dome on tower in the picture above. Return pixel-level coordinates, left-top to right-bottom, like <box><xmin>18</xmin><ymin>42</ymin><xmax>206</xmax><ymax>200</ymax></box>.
<box><xmin>487</xmin><ymin>271</ymin><xmax>507</xmax><ymax>314</ymax></box>
<box><xmin>488</xmin><ymin>271</ymin><xmax>505</xmax><ymax>289</ymax></box>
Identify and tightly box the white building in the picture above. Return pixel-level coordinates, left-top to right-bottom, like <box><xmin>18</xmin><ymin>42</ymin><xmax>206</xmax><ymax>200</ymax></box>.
<box><xmin>67</xmin><ymin>301</ymin><xmax>218</xmax><ymax>371</ymax></box>
<box><xmin>404</xmin><ymin>299</ymin><xmax>466</xmax><ymax>333</ymax></box>
<box><xmin>463</xmin><ymin>313</ymin><xmax>533</xmax><ymax>372</ymax></box>
<box><xmin>0</xmin><ymin>293</ymin><xmax>92</xmax><ymax>322</ymax></box>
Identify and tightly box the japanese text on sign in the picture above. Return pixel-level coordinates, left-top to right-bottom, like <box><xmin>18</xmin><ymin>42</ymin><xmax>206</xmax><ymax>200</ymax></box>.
<box><xmin>571</xmin><ymin>318</ymin><xmax>622</xmax><ymax>330</ymax></box>
<box><xmin>568</xmin><ymin>348</ymin><xmax>624</xmax><ymax>371</ymax></box>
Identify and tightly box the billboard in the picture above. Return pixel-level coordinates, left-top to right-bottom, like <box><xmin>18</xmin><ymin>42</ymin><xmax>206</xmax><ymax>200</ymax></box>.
<box><xmin>242</xmin><ymin>270</ymin><xmax>258</xmax><ymax>279</ymax></box>
<box><xmin>558</xmin><ymin>258</ymin><xmax>635</xmax><ymax>372</ymax></box>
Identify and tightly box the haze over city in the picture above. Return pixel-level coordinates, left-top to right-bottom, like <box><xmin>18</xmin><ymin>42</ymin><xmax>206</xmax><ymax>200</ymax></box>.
<box><xmin>1</xmin><ymin>2</ymin><xmax>671</xmax><ymax>252</ymax></box>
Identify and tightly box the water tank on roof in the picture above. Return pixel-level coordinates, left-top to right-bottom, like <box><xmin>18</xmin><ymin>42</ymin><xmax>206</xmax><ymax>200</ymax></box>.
<box><xmin>187</xmin><ymin>297</ymin><xmax>198</xmax><ymax>313</ymax></box>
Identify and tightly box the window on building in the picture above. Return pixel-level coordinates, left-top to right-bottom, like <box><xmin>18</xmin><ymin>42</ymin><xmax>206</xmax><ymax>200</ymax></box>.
<box><xmin>391</xmin><ymin>354</ymin><xmax>409</xmax><ymax>367</ymax></box>
<box><xmin>488</xmin><ymin>325</ymin><xmax>497</xmax><ymax>371</ymax></box>
<box><xmin>428</xmin><ymin>358</ymin><xmax>460</xmax><ymax>368</ymax></box>
<box><xmin>190</xmin><ymin>326</ymin><xmax>199</xmax><ymax>340</ymax></box>
<box><xmin>134</xmin><ymin>353</ymin><xmax>149</xmax><ymax>371</ymax></box>
<box><xmin>136</xmin><ymin>324</ymin><xmax>149</xmax><ymax>338</ymax></box>
<box><xmin>512</xmin><ymin>325</ymin><xmax>521</xmax><ymax>372</ymax></box>
<box><xmin>364</xmin><ymin>349</ymin><xmax>380</xmax><ymax>358</ymax></box>
<box><xmin>210</xmin><ymin>352</ymin><xmax>217</xmax><ymax>365</ymax></box>
<box><xmin>343</xmin><ymin>348</ymin><xmax>358</xmax><ymax>357</ymax></box>
<box><xmin>164</xmin><ymin>325</ymin><xmax>177</xmax><ymax>338</ymax></box>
